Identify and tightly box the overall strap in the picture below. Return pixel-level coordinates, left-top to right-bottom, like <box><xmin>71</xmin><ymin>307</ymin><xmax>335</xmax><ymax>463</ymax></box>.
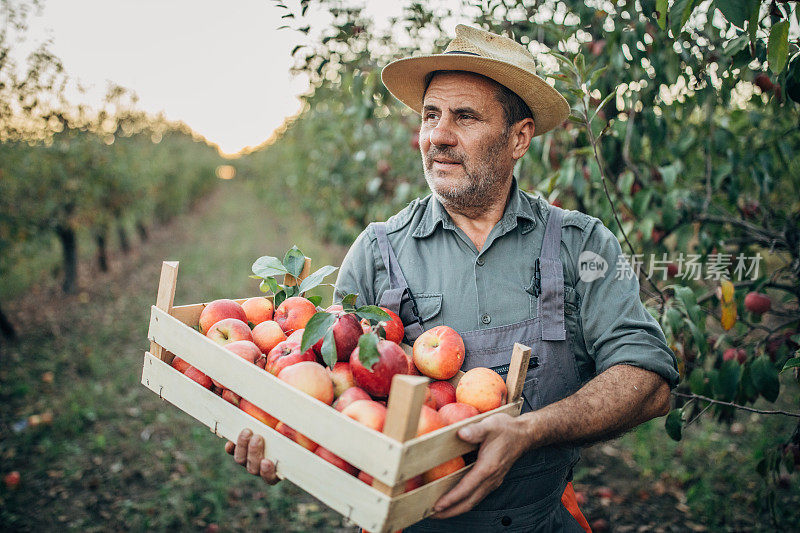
<box><xmin>538</xmin><ymin>205</ymin><xmax>566</xmax><ymax>341</ymax></box>
<box><xmin>370</xmin><ymin>222</ymin><xmax>425</xmax><ymax>340</ymax></box>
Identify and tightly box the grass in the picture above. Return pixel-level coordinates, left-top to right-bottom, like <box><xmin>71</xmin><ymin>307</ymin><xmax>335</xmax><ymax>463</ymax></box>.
<box><xmin>0</xmin><ymin>179</ymin><xmax>798</xmax><ymax>532</ymax></box>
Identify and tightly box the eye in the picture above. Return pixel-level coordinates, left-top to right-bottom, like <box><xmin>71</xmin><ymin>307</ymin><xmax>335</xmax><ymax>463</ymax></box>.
<box><xmin>459</xmin><ymin>113</ymin><xmax>475</xmax><ymax>121</ymax></box>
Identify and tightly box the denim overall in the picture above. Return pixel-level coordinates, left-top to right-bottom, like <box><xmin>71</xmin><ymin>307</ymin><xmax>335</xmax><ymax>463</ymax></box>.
<box><xmin>370</xmin><ymin>205</ymin><xmax>585</xmax><ymax>532</ymax></box>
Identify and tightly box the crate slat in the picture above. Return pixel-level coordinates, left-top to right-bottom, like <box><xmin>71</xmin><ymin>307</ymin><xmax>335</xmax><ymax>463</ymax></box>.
<box><xmin>141</xmin><ymin>352</ymin><xmax>390</xmax><ymax>531</ymax></box>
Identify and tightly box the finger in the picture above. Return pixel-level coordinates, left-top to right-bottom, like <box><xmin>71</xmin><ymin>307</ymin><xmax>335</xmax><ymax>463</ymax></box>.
<box><xmin>432</xmin><ymin>464</ymin><xmax>491</xmax><ymax>513</ymax></box>
<box><xmin>247</xmin><ymin>434</ymin><xmax>265</xmax><ymax>475</ymax></box>
<box><xmin>225</xmin><ymin>441</ymin><xmax>235</xmax><ymax>455</ymax></box>
<box><xmin>433</xmin><ymin>485</ymin><xmax>493</xmax><ymax>519</ymax></box>
<box><xmin>234</xmin><ymin>428</ymin><xmax>252</xmax><ymax>465</ymax></box>
<box><xmin>260</xmin><ymin>458</ymin><xmax>279</xmax><ymax>485</ymax></box>
<box><xmin>457</xmin><ymin>420</ymin><xmax>489</xmax><ymax>443</ymax></box>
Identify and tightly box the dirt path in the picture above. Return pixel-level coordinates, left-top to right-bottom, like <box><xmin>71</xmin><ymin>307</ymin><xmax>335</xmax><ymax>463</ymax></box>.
<box><xmin>1</xmin><ymin>181</ymin><xmax>795</xmax><ymax>532</ymax></box>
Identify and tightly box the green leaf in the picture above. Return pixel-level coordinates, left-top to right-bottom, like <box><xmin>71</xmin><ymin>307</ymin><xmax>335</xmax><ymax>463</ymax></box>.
<box><xmin>713</xmin><ymin>360</ymin><xmax>741</xmax><ymax>401</ymax></box>
<box><xmin>781</xmin><ymin>357</ymin><xmax>800</xmax><ymax>373</ymax></box>
<box><xmin>273</xmin><ymin>290</ymin><xmax>287</xmax><ymax>309</ymax></box>
<box><xmin>588</xmin><ymin>65</ymin><xmax>608</xmax><ymax>87</ymax></box>
<box><xmin>252</xmin><ymin>255</ymin><xmax>288</xmax><ymax>278</ymax></box>
<box><xmin>355</xmin><ymin>305</ymin><xmax>390</xmax><ymax>323</ymax></box>
<box><xmin>656</xmin><ymin>0</ymin><xmax>668</xmax><ymax>30</ymax></box>
<box><xmin>307</xmin><ymin>295</ymin><xmax>322</xmax><ymax>307</ymax></box>
<box><xmin>665</xmin><ymin>409</ymin><xmax>683</xmax><ymax>441</ymax></box>
<box><xmin>590</xmin><ymin>90</ymin><xmax>617</xmax><ymax>123</ymax></box>
<box><xmin>298</xmin><ymin>265</ymin><xmax>338</xmax><ymax>294</ymax></box>
<box><xmin>751</xmin><ymin>356</ymin><xmax>780</xmax><ymax>402</ymax></box>
<box><xmin>673</xmin><ymin>285</ymin><xmax>697</xmax><ymax>311</ymax></box>
<box><xmin>301</xmin><ymin>312</ymin><xmax>336</xmax><ymax>353</ymax></box>
<box><xmin>568</xmin><ymin>114</ymin><xmax>584</xmax><ymax>124</ymax></box>
<box><xmin>263</xmin><ymin>276</ymin><xmax>280</xmax><ymax>294</ymax></box>
<box><xmin>768</xmin><ymin>20</ymin><xmax>790</xmax><ymax>74</ymax></box>
<box><xmin>283</xmin><ymin>246</ymin><xmax>306</xmax><ymax>277</ymax></box>
<box><xmin>259</xmin><ymin>279</ymin><xmax>270</xmax><ymax>293</ymax></box>
<box><xmin>747</xmin><ymin>1</ymin><xmax>759</xmax><ymax>45</ymax></box>
<box><xmin>723</xmin><ymin>33</ymin><xmax>749</xmax><ymax>56</ymax></box>
<box><xmin>320</xmin><ymin>328</ymin><xmax>337</xmax><ymax>368</ymax></box>
<box><xmin>678</xmin><ymin>0</ymin><xmax>699</xmax><ymax>30</ymax></box>
<box><xmin>342</xmin><ymin>293</ymin><xmax>358</xmax><ymax>311</ymax></box>
<box><xmin>715</xmin><ymin>0</ymin><xmax>750</xmax><ymax>28</ymax></box>
<box><xmin>689</xmin><ymin>368</ymin><xmax>705</xmax><ymax>395</ymax></box>
<box><xmin>357</xmin><ymin>332</ymin><xmax>381</xmax><ymax>369</ymax></box>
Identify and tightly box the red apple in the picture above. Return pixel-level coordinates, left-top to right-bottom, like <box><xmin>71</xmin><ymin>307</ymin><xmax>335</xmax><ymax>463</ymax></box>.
<box><xmin>438</xmin><ymin>402</ymin><xmax>480</xmax><ymax>425</ymax></box>
<box><xmin>252</xmin><ymin>320</ymin><xmax>286</xmax><ymax>355</ymax></box>
<box><xmin>239</xmin><ymin>398</ymin><xmax>278</xmax><ymax>428</ymax></box>
<box><xmin>723</xmin><ymin>347</ymin><xmax>747</xmax><ymax>364</ymax></box>
<box><xmin>224</xmin><ymin>340</ymin><xmax>262</xmax><ymax>364</ymax></box>
<box><xmin>417</xmin><ymin>405</ymin><xmax>445</xmax><ymax>436</ymax></box>
<box><xmin>276</xmin><ymin>422</ymin><xmax>318</xmax><ymax>452</ymax></box>
<box><xmin>379</xmin><ymin>307</ymin><xmax>405</xmax><ymax>344</ymax></box>
<box><xmin>183</xmin><ymin>366</ymin><xmax>213</xmax><ymax>389</ymax></box>
<box><xmin>329</xmin><ymin>362</ymin><xmax>356</xmax><ymax>398</ymax></box>
<box><xmin>171</xmin><ymin>356</ymin><xmax>191</xmax><ymax>373</ymax></box>
<box><xmin>3</xmin><ymin>471</ymin><xmax>20</xmax><ymax>489</ymax></box>
<box><xmin>359</xmin><ymin>471</ymin><xmax>422</xmax><ymax>492</ymax></box>
<box><xmin>265</xmin><ymin>340</ymin><xmax>316</xmax><ymax>376</ymax></box>
<box><xmin>413</xmin><ymin>326</ymin><xmax>465</xmax><ymax>380</ymax></box>
<box><xmin>313</xmin><ymin>313</ymin><xmax>363</xmax><ymax>362</ymax></box>
<box><xmin>206</xmin><ymin>318</ymin><xmax>253</xmax><ymax>346</ymax></box>
<box><xmin>315</xmin><ymin>446</ymin><xmax>358</xmax><ymax>475</ymax></box>
<box><xmin>744</xmin><ymin>292</ymin><xmax>771</xmax><ymax>315</ymax></box>
<box><xmin>221</xmin><ymin>388</ymin><xmax>241</xmax><ymax>406</ymax></box>
<box><xmin>274</xmin><ymin>296</ymin><xmax>317</xmax><ymax>334</ymax></box>
<box><xmin>199</xmin><ymin>299</ymin><xmax>247</xmax><ymax>334</ymax></box>
<box><xmin>350</xmin><ymin>339</ymin><xmax>410</xmax><ymax>398</ymax></box>
<box><xmin>456</xmin><ymin>367</ymin><xmax>507</xmax><ymax>413</ymax></box>
<box><xmin>334</xmin><ymin>386</ymin><xmax>371</xmax><ymax>412</ymax></box>
<box><xmin>428</xmin><ymin>381</ymin><xmax>457</xmax><ymax>409</ymax></box>
<box><xmin>277</xmin><ymin>361</ymin><xmax>335</xmax><ymax>405</ymax></box>
<box><xmin>241</xmin><ymin>297</ymin><xmax>274</xmax><ymax>326</ymax></box>
<box><xmin>341</xmin><ymin>399</ymin><xmax>387</xmax><ymax>432</ymax></box>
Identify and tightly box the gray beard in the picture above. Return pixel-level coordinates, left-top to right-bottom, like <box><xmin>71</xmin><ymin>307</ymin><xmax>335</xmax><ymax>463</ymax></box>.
<box><xmin>422</xmin><ymin>132</ymin><xmax>512</xmax><ymax>218</ymax></box>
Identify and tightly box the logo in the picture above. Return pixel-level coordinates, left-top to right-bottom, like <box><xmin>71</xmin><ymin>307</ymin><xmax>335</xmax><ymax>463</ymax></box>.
<box><xmin>578</xmin><ymin>251</ymin><xmax>608</xmax><ymax>282</ymax></box>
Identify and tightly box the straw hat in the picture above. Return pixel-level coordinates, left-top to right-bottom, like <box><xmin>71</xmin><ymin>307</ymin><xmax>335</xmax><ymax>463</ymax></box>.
<box><xmin>381</xmin><ymin>24</ymin><xmax>569</xmax><ymax>136</ymax></box>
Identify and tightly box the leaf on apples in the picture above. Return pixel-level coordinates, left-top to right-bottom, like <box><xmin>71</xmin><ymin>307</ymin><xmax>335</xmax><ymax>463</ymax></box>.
<box><xmin>252</xmin><ymin>255</ymin><xmax>288</xmax><ymax>278</ymax></box>
<box><xmin>751</xmin><ymin>356</ymin><xmax>780</xmax><ymax>402</ymax></box>
<box><xmin>713</xmin><ymin>359</ymin><xmax>741</xmax><ymax>401</ymax></box>
<box><xmin>341</xmin><ymin>293</ymin><xmax>358</xmax><ymax>312</ymax></box>
<box><xmin>298</xmin><ymin>265</ymin><xmax>338</xmax><ymax>294</ymax></box>
<box><xmin>355</xmin><ymin>305</ymin><xmax>390</xmax><ymax>323</ymax></box>
<box><xmin>307</xmin><ymin>295</ymin><xmax>322</xmax><ymax>307</ymax></box>
<box><xmin>375</xmin><ymin>323</ymin><xmax>386</xmax><ymax>340</ymax></box>
<box><xmin>782</xmin><ymin>357</ymin><xmax>800</xmax><ymax>373</ymax></box>
<box><xmin>320</xmin><ymin>328</ymin><xmax>337</xmax><ymax>368</ymax></box>
<box><xmin>665</xmin><ymin>408</ymin><xmax>683</xmax><ymax>441</ymax></box>
<box><xmin>264</xmin><ymin>277</ymin><xmax>280</xmax><ymax>294</ymax></box>
<box><xmin>358</xmin><ymin>332</ymin><xmax>380</xmax><ymax>369</ymax></box>
<box><xmin>283</xmin><ymin>246</ymin><xmax>306</xmax><ymax>277</ymax></box>
<box><xmin>301</xmin><ymin>312</ymin><xmax>336</xmax><ymax>353</ymax></box>
<box><xmin>274</xmin><ymin>290</ymin><xmax>287</xmax><ymax>308</ymax></box>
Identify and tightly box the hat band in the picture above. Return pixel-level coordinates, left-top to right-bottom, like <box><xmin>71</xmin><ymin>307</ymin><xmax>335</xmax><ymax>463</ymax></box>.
<box><xmin>444</xmin><ymin>50</ymin><xmax>480</xmax><ymax>56</ymax></box>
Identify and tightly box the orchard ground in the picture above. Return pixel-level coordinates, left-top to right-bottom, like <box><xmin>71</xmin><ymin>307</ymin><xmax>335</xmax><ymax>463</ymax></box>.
<box><xmin>0</xmin><ymin>181</ymin><xmax>798</xmax><ymax>531</ymax></box>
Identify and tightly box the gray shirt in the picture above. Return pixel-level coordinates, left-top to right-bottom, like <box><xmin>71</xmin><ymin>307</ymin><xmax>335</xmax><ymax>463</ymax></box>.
<box><xmin>334</xmin><ymin>178</ymin><xmax>680</xmax><ymax>388</ymax></box>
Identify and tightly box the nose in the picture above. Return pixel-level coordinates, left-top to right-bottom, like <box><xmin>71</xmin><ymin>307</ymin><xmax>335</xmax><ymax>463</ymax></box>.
<box><xmin>428</xmin><ymin>115</ymin><xmax>457</xmax><ymax>148</ymax></box>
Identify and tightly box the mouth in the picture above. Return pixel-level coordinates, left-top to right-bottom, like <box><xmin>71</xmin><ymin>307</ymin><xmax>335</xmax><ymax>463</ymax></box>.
<box><xmin>431</xmin><ymin>157</ymin><xmax>462</xmax><ymax>167</ymax></box>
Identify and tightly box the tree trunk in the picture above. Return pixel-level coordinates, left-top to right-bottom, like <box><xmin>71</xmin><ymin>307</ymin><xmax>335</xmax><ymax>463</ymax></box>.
<box><xmin>95</xmin><ymin>230</ymin><xmax>108</xmax><ymax>272</ymax></box>
<box><xmin>136</xmin><ymin>221</ymin><xmax>148</xmax><ymax>242</ymax></box>
<box><xmin>56</xmin><ymin>226</ymin><xmax>78</xmax><ymax>294</ymax></box>
<box><xmin>117</xmin><ymin>223</ymin><xmax>130</xmax><ymax>254</ymax></box>
<box><xmin>0</xmin><ymin>302</ymin><xmax>16</xmax><ymax>340</ymax></box>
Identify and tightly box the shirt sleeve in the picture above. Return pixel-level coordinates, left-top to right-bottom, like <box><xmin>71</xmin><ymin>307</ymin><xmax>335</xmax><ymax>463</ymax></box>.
<box><xmin>333</xmin><ymin>227</ymin><xmax>379</xmax><ymax>307</ymax></box>
<box><xmin>576</xmin><ymin>221</ymin><xmax>680</xmax><ymax>388</ymax></box>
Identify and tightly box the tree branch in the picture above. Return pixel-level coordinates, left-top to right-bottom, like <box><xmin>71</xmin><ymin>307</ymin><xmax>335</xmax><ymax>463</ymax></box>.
<box><xmin>672</xmin><ymin>391</ymin><xmax>800</xmax><ymax>418</ymax></box>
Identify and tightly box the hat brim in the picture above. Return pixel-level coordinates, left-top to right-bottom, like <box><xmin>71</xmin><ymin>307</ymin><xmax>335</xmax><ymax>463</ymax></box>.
<box><xmin>381</xmin><ymin>54</ymin><xmax>570</xmax><ymax>136</ymax></box>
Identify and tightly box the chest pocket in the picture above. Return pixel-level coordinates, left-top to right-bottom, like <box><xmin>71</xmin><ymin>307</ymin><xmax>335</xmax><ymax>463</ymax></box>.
<box><xmin>399</xmin><ymin>292</ymin><xmax>443</xmax><ymax>339</ymax></box>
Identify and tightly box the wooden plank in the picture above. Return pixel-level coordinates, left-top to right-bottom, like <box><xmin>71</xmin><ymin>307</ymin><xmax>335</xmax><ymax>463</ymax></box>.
<box><xmin>373</xmin><ymin>375</ymin><xmax>429</xmax><ymax>497</ymax></box>
<box><xmin>141</xmin><ymin>353</ymin><xmax>391</xmax><ymax>532</ymax></box>
<box><xmin>147</xmin><ymin>306</ymin><xmax>406</xmax><ymax>485</ymax></box>
<box><xmin>394</xmin><ymin>401</ymin><xmax>521</xmax><ymax>481</ymax></box>
<box><xmin>150</xmin><ymin>261</ymin><xmax>179</xmax><ymax>361</ymax></box>
<box><xmin>505</xmin><ymin>343</ymin><xmax>531</xmax><ymax>404</ymax></box>
<box><xmin>383</xmin><ymin>462</ymin><xmax>473</xmax><ymax>532</ymax></box>
<box><xmin>171</xmin><ymin>297</ymin><xmax>260</xmax><ymax>327</ymax></box>
<box><xmin>447</xmin><ymin>370</ymin><xmax>465</xmax><ymax>389</ymax></box>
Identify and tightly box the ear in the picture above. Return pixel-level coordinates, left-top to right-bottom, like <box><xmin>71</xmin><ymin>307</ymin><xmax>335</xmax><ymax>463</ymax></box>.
<box><xmin>511</xmin><ymin>118</ymin><xmax>535</xmax><ymax>160</ymax></box>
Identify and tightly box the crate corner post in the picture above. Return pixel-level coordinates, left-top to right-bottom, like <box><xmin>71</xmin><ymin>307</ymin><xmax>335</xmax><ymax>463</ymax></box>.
<box><xmin>149</xmin><ymin>260</ymin><xmax>180</xmax><ymax>362</ymax></box>
<box><xmin>505</xmin><ymin>343</ymin><xmax>531</xmax><ymax>408</ymax></box>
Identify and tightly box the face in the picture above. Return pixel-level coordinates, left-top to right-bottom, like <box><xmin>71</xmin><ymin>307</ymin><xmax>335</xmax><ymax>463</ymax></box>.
<box><xmin>419</xmin><ymin>71</ymin><xmax>517</xmax><ymax>214</ymax></box>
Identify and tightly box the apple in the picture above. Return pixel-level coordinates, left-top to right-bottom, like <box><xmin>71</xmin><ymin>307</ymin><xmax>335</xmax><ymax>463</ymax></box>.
<box><xmin>341</xmin><ymin>399</ymin><xmax>387</xmax><ymax>432</ymax></box>
<box><xmin>3</xmin><ymin>471</ymin><xmax>20</xmax><ymax>489</ymax></box>
<box><xmin>438</xmin><ymin>402</ymin><xmax>479</xmax><ymax>425</ymax></box>
<box><xmin>456</xmin><ymin>367</ymin><xmax>507</xmax><ymax>413</ymax></box>
<box><xmin>276</xmin><ymin>422</ymin><xmax>318</xmax><ymax>452</ymax></box>
<box><xmin>350</xmin><ymin>339</ymin><xmax>410</xmax><ymax>398</ymax></box>
<box><xmin>313</xmin><ymin>313</ymin><xmax>363</xmax><ymax>362</ymax></box>
<box><xmin>413</xmin><ymin>326</ymin><xmax>465</xmax><ymax>380</ymax></box>
<box><xmin>224</xmin><ymin>340</ymin><xmax>262</xmax><ymax>364</ymax></box>
<box><xmin>723</xmin><ymin>347</ymin><xmax>747</xmax><ymax>364</ymax></box>
<box><xmin>379</xmin><ymin>307</ymin><xmax>405</xmax><ymax>344</ymax></box>
<box><xmin>274</xmin><ymin>296</ymin><xmax>317</xmax><ymax>334</ymax></box>
<box><xmin>252</xmin><ymin>320</ymin><xmax>287</xmax><ymax>355</ymax></box>
<box><xmin>171</xmin><ymin>356</ymin><xmax>191</xmax><ymax>373</ymax></box>
<box><xmin>428</xmin><ymin>381</ymin><xmax>457</xmax><ymax>409</ymax></box>
<box><xmin>329</xmin><ymin>362</ymin><xmax>356</xmax><ymax>398</ymax></box>
<box><xmin>199</xmin><ymin>299</ymin><xmax>248</xmax><ymax>334</ymax></box>
<box><xmin>265</xmin><ymin>340</ymin><xmax>316</xmax><ymax>376</ymax></box>
<box><xmin>423</xmin><ymin>456</ymin><xmax>466</xmax><ymax>483</ymax></box>
<box><xmin>334</xmin><ymin>386</ymin><xmax>371</xmax><ymax>412</ymax></box>
<box><xmin>221</xmin><ymin>388</ymin><xmax>241</xmax><ymax>406</ymax></box>
<box><xmin>239</xmin><ymin>398</ymin><xmax>278</xmax><ymax>428</ymax></box>
<box><xmin>744</xmin><ymin>292</ymin><xmax>771</xmax><ymax>315</ymax></box>
<box><xmin>241</xmin><ymin>296</ymin><xmax>274</xmax><ymax>326</ymax></box>
<box><xmin>183</xmin><ymin>366</ymin><xmax>213</xmax><ymax>389</ymax></box>
<box><xmin>315</xmin><ymin>446</ymin><xmax>358</xmax><ymax>475</ymax></box>
<box><xmin>359</xmin><ymin>471</ymin><xmax>423</xmax><ymax>492</ymax></box>
<box><xmin>286</xmin><ymin>328</ymin><xmax>305</xmax><ymax>344</ymax></box>
<box><xmin>206</xmin><ymin>318</ymin><xmax>253</xmax><ymax>346</ymax></box>
<box><xmin>417</xmin><ymin>405</ymin><xmax>445</xmax><ymax>436</ymax></box>
<box><xmin>277</xmin><ymin>361</ymin><xmax>335</xmax><ymax>405</ymax></box>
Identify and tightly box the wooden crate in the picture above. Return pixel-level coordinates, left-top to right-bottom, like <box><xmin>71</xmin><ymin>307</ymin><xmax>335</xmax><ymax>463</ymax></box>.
<box><xmin>141</xmin><ymin>261</ymin><xmax>531</xmax><ymax>533</ymax></box>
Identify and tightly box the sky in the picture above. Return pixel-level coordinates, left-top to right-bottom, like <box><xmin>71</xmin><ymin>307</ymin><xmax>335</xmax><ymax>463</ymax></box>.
<box><xmin>20</xmin><ymin>0</ymin><xmax>463</xmax><ymax>155</ymax></box>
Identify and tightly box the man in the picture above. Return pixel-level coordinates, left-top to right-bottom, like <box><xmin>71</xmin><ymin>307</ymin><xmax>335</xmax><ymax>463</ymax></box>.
<box><xmin>228</xmin><ymin>25</ymin><xmax>679</xmax><ymax>531</ymax></box>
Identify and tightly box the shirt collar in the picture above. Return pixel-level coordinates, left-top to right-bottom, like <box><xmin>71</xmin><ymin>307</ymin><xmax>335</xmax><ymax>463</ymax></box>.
<box><xmin>411</xmin><ymin>176</ymin><xmax>538</xmax><ymax>239</ymax></box>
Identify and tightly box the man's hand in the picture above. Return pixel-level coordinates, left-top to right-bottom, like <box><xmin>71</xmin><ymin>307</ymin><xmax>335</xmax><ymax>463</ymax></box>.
<box><xmin>431</xmin><ymin>413</ymin><xmax>527</xmax><ymax>519</ymax></box>
<box><xmin>224</xmin><ymin>428</ymin><xmax>281</xmax><ymax>485</ymax></box>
